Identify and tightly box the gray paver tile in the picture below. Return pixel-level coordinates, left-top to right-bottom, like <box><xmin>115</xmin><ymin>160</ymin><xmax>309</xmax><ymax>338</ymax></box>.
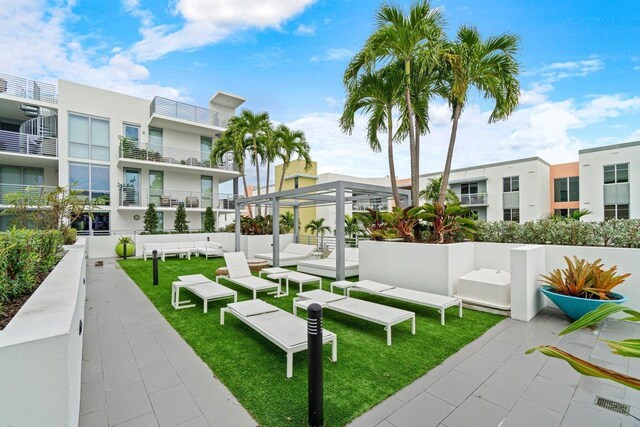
<box><xmin>103</xmin><ymin>356</ymin><xmax>142</xmax><ymax>391</ymax></box>
<box><xmin>177</xmin><ymin>416</ymin><xmax>210</xmax><ymax>427</ymax></box>
<box><xmin>454</xmin><ymin>353</ymin><xmax>501</xmax><ymax>382</ymax></box>
<box><xmin>113</xmin><ymin>412</ymin><xmax>158</xmax><ymax>427</ymax></box>
<box><xmin>496</xmin><ymin>355</ymin><xmax>542</xmax><ymax>384</ymax></box>
<box><xmin>539</xmin><ymin>357</ymin><xmax>582</xmax><ymax>387</ymax></box>
<box><xmin>477</xmin><ymin>338</ymin><xmax>519</xmax><ymax>363</ymax></box>
<box><xmin>177</xmin><ymin>361</ymin><xmax>216</xmax><ymax>398</ymax></box>
<box><xmin>426</xmin><ymin>371</ymin><xmax>482</xmax><ymax>406</ymax></box>
<box><xmin>501</xmin><ymin>398</ymin><xmax>562</xmax><ymax>427</ymax></box>
<box><xmin>140</xmin><ymin>361</ymin><xmax>182</xmax><ymax>394</ymax></box>
<box><xmin>388</xmin><ymin>392</ymin><xmax>454</xmax><ymax>427</ymax></box>
<box><xmin>375</xmin><ymin>421</ymin><xmax>395</xmax><ymax>427</ymax></box>
<box><xmin>347</xmin><ymin>396</ymin><xmax>404</xmax><ymax>427</ymax></box>
<box><xmin>194</xmin><ymin>386</ymin><xmax>255</xmax><ymax>427</ymax></box>
<box><xmin>132</xmin><ymin>342</ymin><xmax>168</xmax><ymax>369</ymax></box>
<box><xmin>560</xmin><ymin>402</ymin><xmax>623</xmax><ymax>427</ymax></box>
<box><xmin>149</xmin><ymin>384</ymin><xmax>202</xmax><ymax>427</ymax></box>
<box><xmin>79</xmin><ymin>408</ymin><xmax>108</xmax><ymax>427</ymax></box>
<box><xmin>393</xmin><ymin>373</ymin><xmax>440</xmax><ymax>403</ymax></box>
<box><xmin>80</xmin><ymin>378</ymin><xmax>107</xmax><ymax>415</ymax></box>
<box><xmin>441</xmin><ymin>396</ymin><xmax>507</xmax><ymax>427</ymax></box>
<box><xmin>522</xmin><ymin>376</ymin><xmax>575</xmax><ymax>414</ymax></box>
<box><xmin>473</xmin><ymin>372</ymin><xmax>530</xmax><ymax>410</ymax></box>
<box><xmin>106</xmin><ymin>382</ymin><xmax>153</xmax><ymax>426</ymax></box>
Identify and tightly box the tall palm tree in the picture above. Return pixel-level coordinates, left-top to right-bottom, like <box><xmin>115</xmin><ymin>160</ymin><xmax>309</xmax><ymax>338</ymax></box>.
<box><xmin>420</xmin><ymin>176</ymin><xmax>459</xmax><ymax>203</ymax></box>
<box><xmin>274</xmin><ymin>124</ymin><xmax>312</xmax><ymax>192</ymax></box>
<box><xmin>304</xmin><ymin>218</ymin><xmax>331</xmax><ymax>250</ymax></box>
<box><xmin>211</xmin><ymin>119</ymin><xmax>252</xmax><ymax>216</ymax></box>
<box><xmin>261</xmin><ymin>124</ymin><xmax>279</xmax><ymax>195</ymax></box>
<box><xmin>340</xmin><ymin>65</ymin><xmax>404</xmax><ymax>206</ymax></box>
<box><xmin>236</xmin><ymin>109</ymin><xmax>271</xmax><ymax>215</ymax></box>
<box><xmin>437</xmin><ymin>26</ymin><xmax>520</xmax><ymax>206</ymax></box>
<box><xmin>344</xmin><ymin>1</ymin><xmax>445</xmax><ymax>205</ymax></box>
<box><xmin>344</xmin><ymin>214</ymin><xmax>362</xmax><ymax>238</ymax></box>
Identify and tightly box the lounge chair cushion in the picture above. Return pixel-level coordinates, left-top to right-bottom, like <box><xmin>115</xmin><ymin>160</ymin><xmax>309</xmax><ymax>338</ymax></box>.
<box><xmin>228</xmin><ymin>299</ymin><xmax>279</xmax><ymax>317</ymax></box>
<box><xmin>224</xmin><ymin>252</ymin><xmax>252</xmax><ymax>279</ymax></box>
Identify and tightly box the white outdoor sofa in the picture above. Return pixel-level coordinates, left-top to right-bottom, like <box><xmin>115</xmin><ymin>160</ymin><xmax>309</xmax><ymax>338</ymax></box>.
<box><xmin>254</xmin><ymin>243</ymin><xmax>317</xmax><ymax>267</ymax></box>
<box><xmin>294</xmin><ymin>289</ymin><xmax>415</xmax><ymax>346</ymax></box>
<box><xmin>217</xmin><ymin>252</ymin><xmax>281</xmax><ymax>299</ymax></box>
<box><xmin>347</xmin><ymin>280</ymin><xmax>463</xmax><ymax>326</ymax></box>
<box><xmin>220</xmin><ymin>299</ymin><xmax>337</xmax><ymax>378</ymax></box>
<box><xmin>297</xmin><ymin>248</ymin><xmax>359</xmax><ymax>279</ymax></box>
<box><xmin>143</xmin><ymin>241</ymin><xmax>223</xmax><ymax>261</ymax></box>
<box><xmin>172</xmin><ymin>274</ymin><xmax>237</xmax><ymax>313</ymax></box>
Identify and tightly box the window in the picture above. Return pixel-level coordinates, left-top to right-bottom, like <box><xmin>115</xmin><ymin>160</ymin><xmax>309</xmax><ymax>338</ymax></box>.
<box><xmin>461</xmin><ymin>182</ymin><xmax>479</xmax><ymax>195</ymax></box>
<box><xmin>201</xmin><ymin>137</ymin><xmax>212</xmax><ymax>164</ymax></box>
<box><xmin>69</xmin><ymin>163</ymin><xmax>110</xmax><ymax>205</ymax></box>
<box><xmin>69</xmin><ymin>113</ymin><xmax>110</xmax><ymax>160</ymax></box>
<box><xmin>554</xmin><ymin>208</ymin><xmax>578</xmax><ymax>218</ymax></box>
<box><xmin>157</xmin><ymin>212</ymin><xmax>164</xmax><ymax>231</ymax></box>
<box><xmin>149</xmin><ymin>171</ymin><xmax>163</xmax><ymax>206</ymax></box>
<box><xmin>149</xmin><ymin>128</ymin><xmax>163</xmax><ymax>154</ymax></box>
<box><xmin>604</xmin><ymin>164</ymin><xmax>629</xmax><ymax>184</ymax></box>
<box><xmin>503</xmin><ymin>176</ymin><xmax>519</xmax><ymax>192</ymax></box>
<box><xmin>72</xmin><ymin>212</ymin><xmax>110</xmax><ymax>235</ymax></box>
<box><xmin>503</xmin><ymin>208</ymin><xmax>520</xmax><ymax>222</ymax></box>
<box><xmin>124</xmin><ymin>123</ymin><xmax>140</xmax><ymax>141</ymax></box>
<box><xmin>201</xmin><ymin>176</ymin><xmax>213</xmax><ymax>208</ymax></box>
<box><xmin>554</xmin><ymin>176</ymin><xmax>579</xmax><ymax>202</ymax></box>
<box><xmin>605</xmin><ymin>204</ymin><xmax>629</xmax><ymax>220</ymax></box>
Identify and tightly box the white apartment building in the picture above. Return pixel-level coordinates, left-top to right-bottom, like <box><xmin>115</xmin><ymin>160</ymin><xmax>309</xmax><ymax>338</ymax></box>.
<box><xmin>0</xmin><ymin>72</ymin><xmax>243</xmax><ymax>234</ymax></box>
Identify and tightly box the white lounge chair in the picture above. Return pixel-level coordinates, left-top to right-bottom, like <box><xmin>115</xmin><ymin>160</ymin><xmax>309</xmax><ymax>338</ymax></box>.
<box><xmin>172</xmin><ymin>274</ymin><xmax>237</xmax><ymax>313</ymax></box>
<box><xmin>348</xmin><ymin>280</ymin><xmax>462</xmax><ymax>326</ymax></box>
<box><xmin>297</xmin><ymin>248</ymin><xmax>359</xmax><ymax>278</ymax></box>
<box><xmin>294</xmin><ymin>289</ymin><xmax>415</xmax><ymax>346</ymax></box>
<box><xmin>143</xmin><ymin>243</ymin><xmax>163</xmax><ymax>260</ymax></box>
<box><xmin>254</xmin><ymin>243</ymin><xmax>317</xmax><ymax>266</ymax></box>
<box><xmin>217</xmin><ymin>252</ymin><xmax>281</xmax><ymax>299</ymax></box>
<box><xmin>195</xmin><ymin>241</ymin><xmax>223</xmax><ymax>259</ymax></box>
<box><xmin>220</xmin><ymin>299</ymin><xmax>337</xmax><ymax>378</ymax></box>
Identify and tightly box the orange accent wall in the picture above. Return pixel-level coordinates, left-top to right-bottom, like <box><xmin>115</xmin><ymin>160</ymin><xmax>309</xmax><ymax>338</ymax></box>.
<box><xmin>549</xmin><ymin>162</ymin><xmax>580</xmax><ymax>213</ymax></box>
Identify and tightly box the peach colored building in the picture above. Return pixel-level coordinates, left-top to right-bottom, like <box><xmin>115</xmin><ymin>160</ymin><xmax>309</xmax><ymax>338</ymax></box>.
<box><xmin>549</xmin><ymin>162</ymin><xmax>580</xmax><ymax>216</ymax></box>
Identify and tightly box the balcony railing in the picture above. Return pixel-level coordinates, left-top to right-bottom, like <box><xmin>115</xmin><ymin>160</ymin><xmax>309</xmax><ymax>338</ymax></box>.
<box><xmin>0</xmin><ymin>73</ymin><xmax>57</xmax><ymax>103</ymax></box>
<box><xmin>0</xmin><ymin>130</ymin><xmax>58</xmax><ymax>157</ymax></box>
<box><xmin>150</xmin><ymin>96</ymin><xmax>232</xmax><ymax>128</ymax></box>
<box><xmin>353</xmin><ymin>201</ymin><xmax>388</xmax><ymax>212</ymax></box>
<box><xmin>0</xmin><ymin>184</ymin><xmax>58</xmax><ymax>206</ymax></box>
<box><xmin>460</xmin><ymin>193</ymin><xmax>488</xmax><ymax>205</ymax></box>
<box><xmin>119</xmin><ymin>141</ymin><xmax>235</xmax><ymax>171</ymax></box>
<box><xmin>119</xmin><ymin>187</ymin><xmax>236</xmax><ymax>210</ymax></box>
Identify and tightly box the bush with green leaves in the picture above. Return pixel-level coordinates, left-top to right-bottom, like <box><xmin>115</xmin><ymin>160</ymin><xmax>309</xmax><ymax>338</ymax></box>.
<box><xmin>203</xmin><ymin>206</ymin><xmax>216</xmax><ymax>232</ymax></box>
<box><xmin>475</xmin><ymin>219</ymin><xmax>640</xmax><ymax>248</ymax></box>
<box><xmin>0</xmin><ymin>228</ymin><xmax>63</xmax><ymax>307</ymax></box>
<box><xmin>173</xmin><ymin>204</ymin><xmax>190</xmax><ymax>233</ymax></box>
<box><xmin>143</xmin><ymin>203</ymin><xmax>159</xmax><ymax>234</ymax></box>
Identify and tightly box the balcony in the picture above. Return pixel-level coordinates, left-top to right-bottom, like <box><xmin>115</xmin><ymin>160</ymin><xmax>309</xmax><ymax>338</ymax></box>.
<box><xmin>0</xmin><ymin>130</ymin><xmax>57</xmax><ymax>158</ymax></box>
<box><xmin>119</xmin><ymin>140</ymin><xmax>235</xmax><ymax>172</ymax></box>
<box><xmin>0</xmin><ymin>183</ymin><xmax>58</xmax><ymax>207</ymax></box>
<box><xmin>118</xmin><ymin>188</ymin><xmax>236</xmax><ymax>210</ymax></box>
<box><xmin>460</xmin><ymin>193</ymin><xmax>488</xmax><ymax>206</ymax></box>
<box><xmin>0</xmin><ymin>73</ymin><xmax>57</xmax><ymax>103</ymax></box>
<box><xmin>150</xmin><ymin>96</ymin><xmax>231</xmax><ymax>129</ymax></box>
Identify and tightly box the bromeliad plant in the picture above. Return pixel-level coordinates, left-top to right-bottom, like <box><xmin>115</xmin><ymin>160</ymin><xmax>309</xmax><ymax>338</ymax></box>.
<box><xmin>411</xmin><ymin>202</ymin><xmax>478</xmax><ymax>244</ymax></box>
<box><xmin>381</xmin><ymin>207</ymin><xmax>420</xmax><ymax>242</ymax></box>
<box><xmin>527</xmin><ymin>303</ymin><xmax>640</xmax><ymax>390</ymax></box>
<box><xmin>356</xmin><ymin>209</ymin><xmax>396</xmax><ymax>241</ymax></box>
<box><xmin>540</xmin><ymin>256</ymin><xmax>630</xmax><ymax>300</ymax></box>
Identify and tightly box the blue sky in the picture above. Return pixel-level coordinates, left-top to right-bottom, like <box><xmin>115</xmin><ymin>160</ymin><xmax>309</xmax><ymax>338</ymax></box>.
<box><xmin>2</xmin><ymin>0</ymin><xmax>640</xmax><ymax>183</ymax></box>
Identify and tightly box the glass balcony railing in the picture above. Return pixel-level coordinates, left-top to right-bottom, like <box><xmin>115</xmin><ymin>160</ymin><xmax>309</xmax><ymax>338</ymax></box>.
<box><xmin>150</xmin><ymin>96</ymin><xmax>232</xmax><ymax>128</ymax></box>
<box><xmin>0</xmin><ymin>183</ymin><xmax>58</xmax><ymax>206</ymax></box>
<box><xmin>119</xmin><ymin>140</ymin><xmax>235</xmax><ymax>171</ymax></box>
<box><xmin>460</xmin><ymin>193</ymin><xmax>488</xmax><ymax>205</ymax></box>
<box><xmin>118</xmin><ymin>187</ymin><xmax>236</xmax><ymax>210</ymax></box>
<box><xmin>0</xmin><ymin>73</ymin><xmax>57</xmax><ymax>103</ymax></box>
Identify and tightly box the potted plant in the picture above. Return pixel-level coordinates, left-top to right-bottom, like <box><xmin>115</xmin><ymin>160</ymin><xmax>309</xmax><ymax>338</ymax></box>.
<box><xmin>115</xmin><ymin>236</ymin><xmax>135</xmax><ymax>257</ymax></box>
<box><xmin>539</xmin><ymin>256</ymin><xmax>630</xmax><ymax>320</ymax></box>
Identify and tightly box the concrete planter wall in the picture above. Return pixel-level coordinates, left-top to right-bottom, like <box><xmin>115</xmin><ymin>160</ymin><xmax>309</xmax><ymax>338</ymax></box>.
<box><xmin>0</xmin><ymin>240</ymin><xmax>87</xmax><ymax>427</ymax></box>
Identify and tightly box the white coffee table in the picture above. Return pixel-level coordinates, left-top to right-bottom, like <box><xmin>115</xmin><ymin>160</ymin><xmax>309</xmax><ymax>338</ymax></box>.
<box><xmin>267</xmin><ymin>271</ymin><xmax>322</xmax><ymax>297</ymax></box>
<box><xmin>259</xmin><ymin>267</ymin><xmax>290</xmax><ymax>278</ymax></box>
<box><xmin>331</xmin><ymin>280</ymin><xmax>355</xmax><ymax>294</ymax></box>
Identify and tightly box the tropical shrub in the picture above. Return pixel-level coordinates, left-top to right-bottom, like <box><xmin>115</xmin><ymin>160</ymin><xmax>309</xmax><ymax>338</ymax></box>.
<box><xmin>380</xmin><ymin>207</ymin><xmax>420</xmax><ymax>242</ymax></box>
<box><xmin>411</xmin><ymin>202</ymin><xmax>477</xmax><ymax>243</ymax></box>
<box><xmin>203</xmin><ymin>206</ymin><xmax>216</xmax><ymax>232</ymax></box>
<box><xmin>143</xmin><ymin>203</ymin><xmax>159</xmax><ymax>234</ymax></box>
<box><xmin>540</xmin><ymin>256</ymin><xmax>630</xmax><ymax>300</ymax></box>
<box><xmin>356</xmin><ymin>209</ymin><xmax>397</xmax><ymax>241</ymax></box>
<box><xmin>174</xmin><ymin>204</ymin><xmax>190</xmax><ymax>233</ymax></box>
<box><xmin>279</xmin><ymin>211</ymin><xmax>295</xmax><ymax>233</ymax></box>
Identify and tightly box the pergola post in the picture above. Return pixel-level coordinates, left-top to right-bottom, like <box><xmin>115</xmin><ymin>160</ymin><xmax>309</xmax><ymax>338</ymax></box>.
<box><xmin>335</xmin><ymin>182</ymin><xmax>346</xmax><ymax>281</ymax></box>
<box><xmin>293</xmin><ymin>205</ymin><xmax>299</xmax><ymax>244</ymax></box>
<box><xmin>234</xmin><ymin>202</ymin><xmax>241</xmax><ymax>252</ymax></box>
<box><xmin>272</xmin><ymin>197</ymin><xmax>280</xmax><ymax>267</ymax></box>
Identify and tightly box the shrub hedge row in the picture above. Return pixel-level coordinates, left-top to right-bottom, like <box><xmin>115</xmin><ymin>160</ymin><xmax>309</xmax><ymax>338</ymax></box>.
<box><xmin>0</xmin><ymin>229</ymin><xmax>64</xmax><ymax>305</ymax></box>
<box><xmin>475</xmin><ymin>219</ymin><xmax>640</xmax><ymax>248</ymax></box>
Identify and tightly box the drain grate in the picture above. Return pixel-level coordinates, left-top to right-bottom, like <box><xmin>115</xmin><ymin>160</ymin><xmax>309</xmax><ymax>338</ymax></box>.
<box><xmin>595</xmin><ymin>396</ymin><xmax>630</xmax><ymax>415</ymax></box>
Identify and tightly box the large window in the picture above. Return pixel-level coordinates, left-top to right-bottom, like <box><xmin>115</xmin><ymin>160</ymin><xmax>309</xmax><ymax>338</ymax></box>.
<box><xmin>69</xmin><ymin>114</ymin><xmax>110</xmax><ymax>160</ymax></box>
<box><xmin>503</xmin><ymin>176</ymin><xmax>519</xmax><ymax>192</ymax></box>
<box><xmin>72</xmin><ymin>212</ymin><xmax>110</xmax><ymax>235</ymax></box>
<box><xmin>201</xmin><ymin>176</ymin><xmax>213</xmax><ymax>208</ymax></box>
<box><xmin>0</xmin><ymin>166</ymin><xmax>44</xmax><ymax>202</ymax></box>
<box><xmin>157</xmin><ymin>212</ymin><xmax>164</xmax><ymax>231</ymax></box>
<box><xmin>461</xmin><ymin>182</ymin><xmax>479</xmax><ymax>195</ymax></box>
<box><xmin>69</xmin><ymin>163</ymin><xmax>110</xmax><ymax>205</ymax></box>
<box><xmin>149</xmin><ymin>128</ymin><xmax>163</xmax><ymax>154</ymax></box>
<box><xmin>149</xmin><ymin>170</ymin><xmax>164</xmax><ymax>206</ymax></box>
<box><xmin>554</xmin><ymin>176</ymin><xmax>579</xmax><ymax>202</ymax></box>
<box><xmin>201</xmin><ymin>137</ymin><xmax>212</xmax><ymax>164</ymax></box>
<box><xmin>503</xmin><ymin>208</ymin><xmax>520</xmax><ymax>222</ymax></box>
<box><xmin>605</xmin><ymin>204</ymin><xmax>629</xmax><ymax>220</ymax></box>
<box><xmin>124</xmin><ymin>123</ymin><xmax>140</xmax><ymax>141</ymax></box>
<box><xmin>604</xmin><ymin>164</ymin><xmax>629</xmax><ymax>184</ymax></box>
<box><xmin>554</xmin><ymin>208</ymin><xmax>578</xmax><ymax>218</ymax></box>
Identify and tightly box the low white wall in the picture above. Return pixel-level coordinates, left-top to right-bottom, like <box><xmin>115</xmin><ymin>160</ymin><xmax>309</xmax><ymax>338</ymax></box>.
<box><xmin>511</xmin><ymin>245</ymin><xmax>547</xmax><ymax>321</ymax></box>
<box><xmin>0</xmin><ymin>242</ymin><xmax>87</xmax><ymax>427</ymax></box>
<box><xmin>474</xmin><ymin>242</ymin><xmax>526</xmax><ymax>272</ymax></box>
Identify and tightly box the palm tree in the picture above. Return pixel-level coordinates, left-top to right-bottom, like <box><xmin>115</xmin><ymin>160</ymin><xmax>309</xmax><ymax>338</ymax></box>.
<box><xmin>344</xmin><ymin>1</ymin><xmax>445</xmax><ymax>205</ymax></box>
<box><xmin>274</xmin><ymin>124</ymin><xmax>312</xmax><ymax>192</ymax></box>
<box><xmin>236</xmin><ymin>109</ymin><xmax>270</xmax><ymax>215</ymax></box>
<box><xmin>304</xmin><ymin>218</ymin><xmax>331</xmax><ymax>250</ymax></box>
<box><xmin>420</xmin><ymin>176</ymin><xmax>459</xmax><ymax>204</ymax></box>
<box><xmin>261</xmin><ymin>125</ymin><xmax>279</xmax><ymax>195</ymax></box>
<box><xmin>344</xmin><ymin>214</ymin><xmax>362</xmax><ymax>238</ymax></box>
<box><xmin>279</xmin><ymin>211</ymin><xmax>295</xmax><ymax>233</ymax></box>
<box><xmin>437</xmin><ymin>26</ymin><xmax>520</xmax><ymax>206</ymax></box>
<box><xmin>340</xmin><ymin>65</ymin><xmax>404</xmax><ymax>206</ymax></box>
<box><xmin>211</xmin><ymin>120</ymin><xmax>252</xmax><ymax>216</ymax></box>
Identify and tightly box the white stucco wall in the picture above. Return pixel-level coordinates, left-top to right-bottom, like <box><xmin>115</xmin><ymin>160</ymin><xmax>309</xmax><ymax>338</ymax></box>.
<box><xmin>0</xmin><ymin>241</ymin><xmax>87</xmax><ymax>427</ymax></box>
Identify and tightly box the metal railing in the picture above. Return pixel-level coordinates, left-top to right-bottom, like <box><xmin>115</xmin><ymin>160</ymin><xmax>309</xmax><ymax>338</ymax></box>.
<box><xmin>0</xmin><ymin>130</ymin><xmax>58</xmax><ymax>157</ymax></box>
<box><xmin>296</xmin><ymin>234</ymin><xmax>361</xmax><ymax>252</ymax></box>
<box><xmin>460</xmin><ymin>193</ymin><xmax>488</xmax><ymax>205</ymax></box>
<box><xmin>352</xmin><ymin>201</ymin><xmax>388</xmax><ymax>212</ymax></box>
<box><xmin>118</xmin><ymin>187</ymin><xmax>236</xmax><ymax>209</ymax></box>
<box><xmin>119</xmin><ymin>140</ymin><xmax>235</xmax><ymax>170</ymax></box>
<box><xmin>150</xmin><ymin>96</ymin><xmax>232</xmax><ymax>128</ymax></box>
<box><xmin>0</xmin><ymin>73</ymin><xmax>57</xmax><ymax>103</ymax></box>
<box><xmin>0</xmin><ymin>183</ymin><xmax>58</xmax><ymax>206</ymax></box>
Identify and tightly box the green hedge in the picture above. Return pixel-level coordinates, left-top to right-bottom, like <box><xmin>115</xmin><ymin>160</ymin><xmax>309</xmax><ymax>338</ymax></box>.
<box><xmin>0</xmin><ymin>229</ymin><xmax>64</xmax><ymax>305</ymax></box>
<box><xmin>475</xmin><ymin>219</ymin><xmax>640</xmax><ymax>248</ymax></box>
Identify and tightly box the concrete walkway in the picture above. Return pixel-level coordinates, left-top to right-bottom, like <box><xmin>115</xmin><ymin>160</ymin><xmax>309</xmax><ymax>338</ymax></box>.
<box><xmin>348</xmin><ymin>308</ymin><xmax>640</xmax><ymax>427</ymax></box>
<box><xmin>79</xmin><ymin>259</ymin><xmax>256</xmax><ymax>427</ymax></box>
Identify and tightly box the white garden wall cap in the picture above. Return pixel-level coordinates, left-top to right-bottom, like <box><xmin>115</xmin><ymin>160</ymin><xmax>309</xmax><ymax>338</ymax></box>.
<box><xmin>0</xmin><ymin>248</ymin><xmax>84</xmax><ymax>347</ymax></box>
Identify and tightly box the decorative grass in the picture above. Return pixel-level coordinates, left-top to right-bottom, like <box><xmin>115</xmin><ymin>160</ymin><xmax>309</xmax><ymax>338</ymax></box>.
<box><xmin>118</xmin><ymin>257</ymin><xmax>503</xmax><ymax>426</ymax></box>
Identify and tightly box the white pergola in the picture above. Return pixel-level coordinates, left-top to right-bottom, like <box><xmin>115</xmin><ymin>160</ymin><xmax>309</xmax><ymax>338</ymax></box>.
<box><xmin>233</xmin><ymin>181</ymin><xmax>411</xmax><ymax>280</ymax></box>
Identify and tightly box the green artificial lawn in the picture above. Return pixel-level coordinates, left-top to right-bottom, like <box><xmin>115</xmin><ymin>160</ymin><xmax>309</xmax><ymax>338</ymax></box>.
<box><xmin>118</xmin><ymin>257</ymin><xmax>503</xmax><ymax>427</ymax></box>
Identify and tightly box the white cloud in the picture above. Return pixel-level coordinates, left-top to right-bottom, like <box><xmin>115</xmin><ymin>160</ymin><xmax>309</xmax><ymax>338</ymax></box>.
<box><xmin>122</xmin><ymin>0</ymin><xmax>154</xmax><ymax>27</ymax></box>
<box><xmin>129</xmin><ymin>0</ymin><xmax>316</xmax><ymax>61</ymax></box>
<box><xmin>310</xmin><ymin>48</ymin><xmax>353</xmax><ymax>62</ymax></box>
<box><xmin>295</xmin><ymin>24</ymin><xmax>316</xmax><ymax>36</ymax></box>
<box><xmin>528</xmin><ymin>57</ymin><xmax>604</xmax><ymax>82</ymax></box>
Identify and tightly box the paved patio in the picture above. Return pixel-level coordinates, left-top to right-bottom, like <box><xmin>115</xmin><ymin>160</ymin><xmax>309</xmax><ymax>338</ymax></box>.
<box><xmin>79</xmin><ymin>259</ymin><xmax>256</xmax><ymax>427</ymax></box>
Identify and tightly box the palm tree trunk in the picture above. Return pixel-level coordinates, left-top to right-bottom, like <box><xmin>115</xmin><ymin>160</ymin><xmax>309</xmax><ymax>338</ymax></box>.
<box><xmin>387</xmin><ymin>110</ymin><xmax>400</xmax><ymax>207</ymax></box>
<box><xmin>278</xmin><ymin>162</ymin><xmax>288</xmax><ymax>192</ymax></box>
<box><xmin>438</xmin><ymin>103</ymin><xmax>462</xmax><ymax>206</ymax></box>
<box><xmin>253</xmin><ymin>136</ymin><xmax>261</xmax><ymax>216</ymax></box>
<box><xmin>265</xmin><ymin>160</ymin><xmax>270</xmax><ymax>195</ymax></box>
<box><xmin>404</xmin><ymin>60</ymin><xmax>419</xmax><ymax>206</ymax></box>
<box><xmin>241</xmin><ymin>170</ymin><xmax>253</xmax><ymax>218</ymax></box>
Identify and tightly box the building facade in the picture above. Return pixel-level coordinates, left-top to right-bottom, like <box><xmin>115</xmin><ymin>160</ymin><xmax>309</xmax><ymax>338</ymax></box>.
<box><xmin>0</xmin><ymin>72</ymin><xmax>243</xmax><ymax>233</ymax></box>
